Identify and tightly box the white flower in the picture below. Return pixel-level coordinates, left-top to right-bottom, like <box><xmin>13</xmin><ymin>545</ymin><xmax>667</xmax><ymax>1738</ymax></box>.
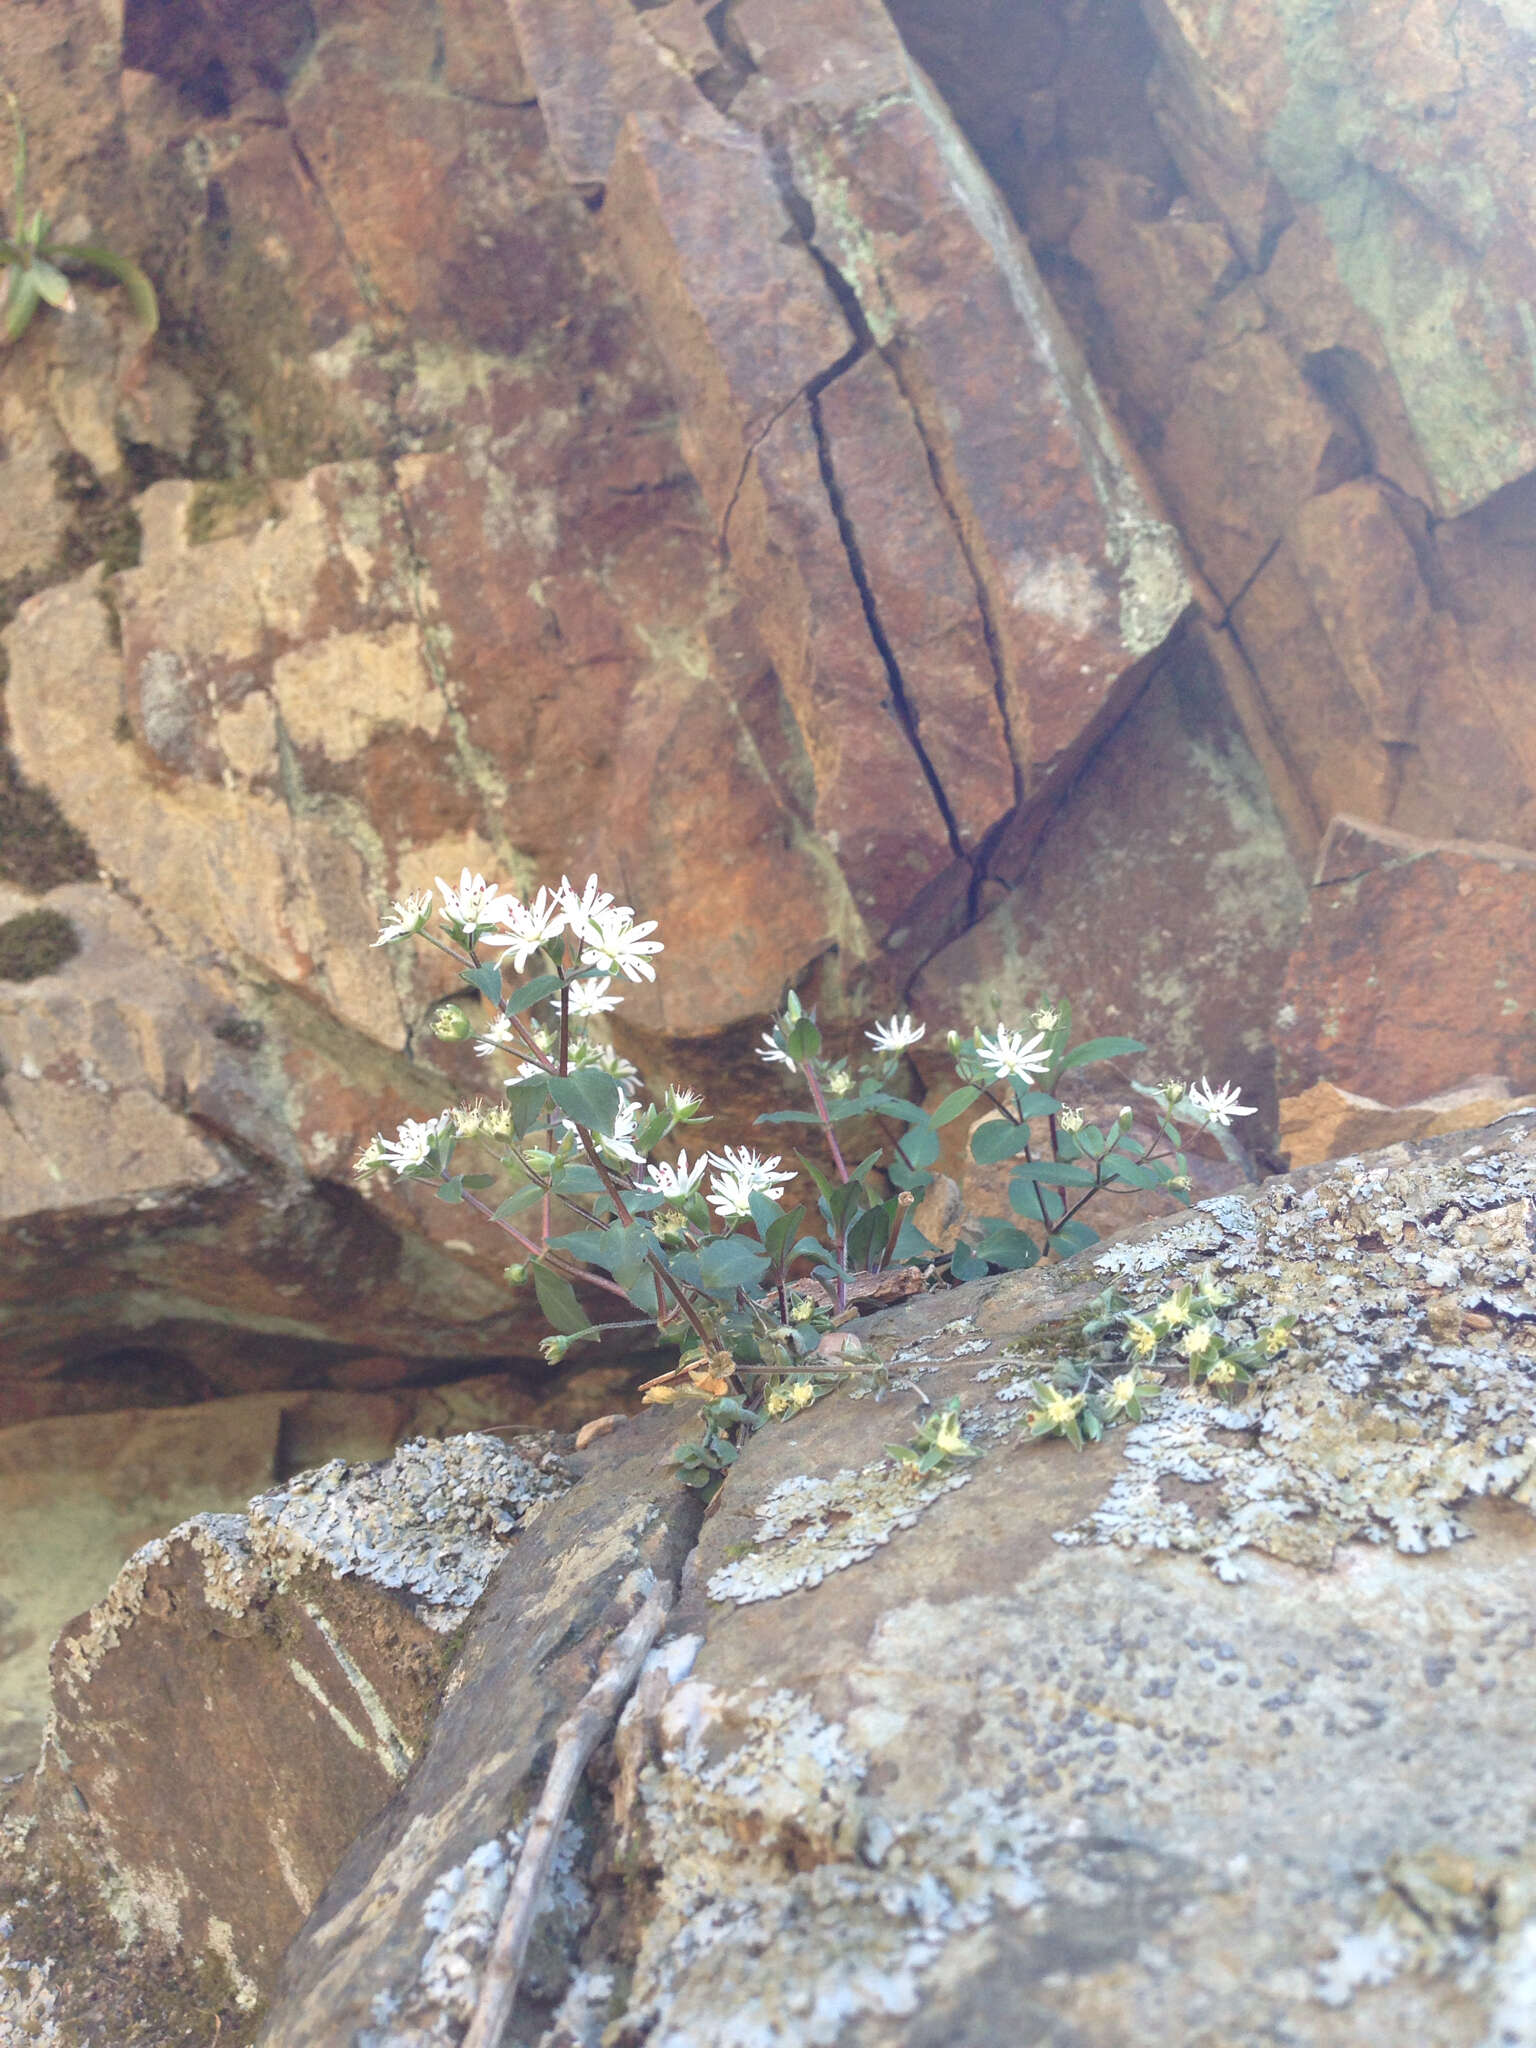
<box><xmin>436</xmin><ymin>870</ymin><xmax>514</xmax><ymax>938</ymax></box>
<box><xmin>866</xmin><ymin>1013</ymin><xmax>926</xmax><ymax>1054</ymax></box>
<box><xmin>584</xmin><ymin>903</ymin><xmax>663</xmax><ymax>983</ymax></box>
<box><xmin>474</xmin><ymin>1013</ymin><xmax>520</xmax><ymax>1058</ymax></box>
<box><xmin>568</xmin><ymin>1039</ymin><xmax>640</xmax><ymax>1092</ymax></box>
<box><xmin>1057</xmin><ymin>1106</ymin><xmax>1085</xmax><ymax>1132</ymax></box>
<box><xmin>973</xmin><ymin>1024</ymin><xmax>1051</xmax><ymax>1085</ymax></box>
<box><xmin>372</xmin><ymin>891</ymin><xmax>433</xmax><ymax>946</ymax></box>
<box><xmin>665</xmin><ymin>1085</ymin><xmax>702</xmax><ymax>1119</ymax></box>
<box><xmin>377</xmin><ymin>1112</ymin><xmax>452</xmax><ymax>1174</ymax></box>
<box><xmin>597</xmin><ymin>1098</ymin><xmax>646</xmax><ymax>1166</ymax></box>
<box><xmin>556</xmin><ymin>874</ymin><xmax>618</xmax><ymax>946</ymax></box>
<box><xmin>561</xmin><ymin>976</ymin><xmax>622</xmax><ymax>1018</ymax></box>
<box><xmin>1186</xmin><ymin>1076</ymin><xmax>1256</xmax><ymax>1126</ymax></box>
<box><xmin>493</xmin><ymin>886</ymin><xmax>568</xmax><ymax>973</ymax></box>
<box><xmin>644</xmin><ymin>1150</ymin><xmax>707</xmax><ymax>1200</ymax></box>
<box><xmin>353</xmin><ymin>1133</ymin><xmax>390</xmax><ymax>1177</ymax></box>
<box><xmin>757</xmin><ymin>1030</ymin><xmax>796</xmax><ymax>1071</ymax></box>
<box><xmin>705</xmin><ymin>1145</ymin><xmax>796</xmax><ymax>1220</ymax></box>
<box><xmin>1031</xmin><ymin>1004</ymin><xmax>1061</xmax><ymax>1031</ymax></box>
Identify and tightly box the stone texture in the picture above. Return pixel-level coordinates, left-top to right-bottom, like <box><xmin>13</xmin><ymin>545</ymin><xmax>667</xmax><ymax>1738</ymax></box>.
<box><xmin>19</xmin><ymin>1431</ymin><xmax>574</xmax><ymax>2022</ymax></box>
<box><xmin>913</xmin><ymin>624</ymin><xmax>1308</xmax><ymax>1144</ymax></box>
<box><xmin>1276</xmin><ymin>818</ymin><xmax>1536</xmax><ymax>1105</ymax></box>
<box><xmin>0</xmin><ymin>1370</ymin><xmax>633</xmax><ymax>1779</ymax></box>
<box><xmin>1280</xmin><ymin>1079</ymin><xmax>1536</xmax><ymax>1171</ymax></box>
<box><xmin>13</xmin><ymin>1118</ymin><xmax>1536</xmax><ymax>2043</ymax></box>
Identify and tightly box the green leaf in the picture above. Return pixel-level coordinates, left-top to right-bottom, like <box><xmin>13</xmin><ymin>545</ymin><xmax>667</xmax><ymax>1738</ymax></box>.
<box><xmin>929</xmin><ymin>1085</ymin><xmax>980</xmax><ymax>1128</ymax></box>
<box><xmin>1009</xmin><ymin>1087</ymin><xmax>1062</xmax><ymax>1119</ymax></box>
<box><xmin>972</xmin><ymin>1222</ymin><xmax>1042</xmax><ymax>1271</ymax></box>
<box><xmin>763</xmin><ymin>1205</ymin><xmax>807</xmax><ymax>1264</ymax></box>
<box><xmin>46</xmin><ymin>242</ymin><xmax>158</xmax><ymax>333</ymax></box>
<box><xmin>1055</xmin><ymin>1035</ymin><xmax>1147</xmax><ymax>1074</ymax></box>
<box><xmin>433</xmin><ymin>1177</ymin><xmax>465</xmax><ymax>1204</ymax></box>
<box><xmin>589</xmin><ymin>1219</ymin><xmax>657</xmax><ymax>1290</ymax></box>
<box><xmin>855</xmin><ymin>1089</ymin><xmax>927</xmax><ymax>1123</ymax></box>
<box><xmin>1008</xmin><ymin>1159</ymin><xmax>1098</xmax><ymax>1189</ymax></box>
<box><xmin>504</xmin><ymin>971</ymin><xmax>564</xmax><ymax>1015</ymax></box>
<box><xmin>1101</xmin><ymin>1157</ymin><xmax>1165</xmax><ymax>1190</ymax></box>
<box><xmin>3</xmin><ymin>265</ymin><xmax>39</xmax><ymax>341</ymax></box>
<box><xmin>970</xmin><ymin>1117</ymin><xmax>1032</xmax><ymax>1165</ymax></box>
<box><xmin>846</xmin><ymin>1200</ymin><xmax>893</xmax><ymax>1272</ymax></box>
<box><xmin>532</xmin><ymin>1262</ymin><xmax>589</xmax><ymax>1335</ymax></box>
<box><xmin>893</xmin><ymin>1124</ymin><xmax>940</xmax><ymax>1171</ymax></box>
<box><xmin>548</xmin><ymin>1069</ymin><xmax>621</xmax><ymax>1137</ymax></box>
<box><xmin>493</xmin><ymin>1183</ymin><xmax>545</xmax><ymax>1222</ymax></box>
<box><xmin>549</xmin><ymin>1163</ymin><xmax>606</xmax><ymax>1195</ymax></box>
<box><xmin>459</xmin><ymin>1173</ymin><xmax>497</xmax><ymax>1190</ymax></box>
<box><xmin>887</xmin><ymin>1150</ymin><xmax>934</xmax><ymax>1194</ymax></box>
<box><xmin>794</xmin><ymin>1154</ymin><xmax>839</xmax><ymax>1209</ymax></box>
<box><xmin>695</xmin><ymin>1234</ymin><xmax>771</xmax><ymax>1295</ymax></box>
<box><xmin>504</xmin><ymin>1076</ymin><xmax>550</xmax><ymax>1137</ymax></box>
<box><xmin>754</xmin><ymin>1108</ymin><xmax>824</xmax><ymax>1127</ymax></box>
<box><xmin>461</xmin><ymin>962</ymin><xmax>502</xmax><ymax>1006</ymax></box>
<box><xmin>1049</xmin><ymin>1219</ymin><xmax>1100</xmax><ymax>1256</ymax></box>
<box><xmin>28</xmin><ymin>257</ymin><xmax>72</xmax><ymax>310</ymax></box>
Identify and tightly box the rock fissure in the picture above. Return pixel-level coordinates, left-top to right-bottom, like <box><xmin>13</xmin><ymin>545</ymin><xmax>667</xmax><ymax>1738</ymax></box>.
<box><xmin>806</xmin><ymin>384</ymin><xmax>968</xmax><ymax>864</ymax></box>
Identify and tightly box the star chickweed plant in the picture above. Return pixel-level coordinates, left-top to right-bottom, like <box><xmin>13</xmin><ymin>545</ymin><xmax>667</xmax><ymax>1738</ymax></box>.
<box><xmin>358</xmin><ymin>874</ymin><xmax>1267</xmax><ymax>1488</ymax></box>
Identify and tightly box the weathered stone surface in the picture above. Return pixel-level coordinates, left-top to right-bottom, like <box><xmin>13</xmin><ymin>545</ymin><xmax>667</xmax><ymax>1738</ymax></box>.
<box><xmin>252</xmin><ymin>1409</ymin><xmax>699</xmax><ymax>2043</ymax></box>
<box><xmin>0</xmin><ymin>1371</ymin><xmax>632</xmax><ymax>1779</ymax></box>
<box><xmin>913</xmin><ymin>624</ymin><xmax>1307</xmax><ymax>1143</ymax></box>
<box><xmin>1276</xmin><ymin>818</ymin><xmax>1536</xmax><ymax>1105</ymax></box>
<box><xmin>17</xmin><ymin>1117</ymin><xmax>1529</xmax><ymax>2044</ymax></box>
<box><xmin>1141</xmin><ymin>0</ymin><xmax>1536</xmax><ymax>519</ymax></box>
<box><xmin>20</xmin><ymin>1432</ymin><xmax>573</xmax><ymax>2020</ymax></box>
<box><xmin>1280</xmin><ymin>1078</ymin><xmax>1536</xmax><ymax>1171</ymax></box>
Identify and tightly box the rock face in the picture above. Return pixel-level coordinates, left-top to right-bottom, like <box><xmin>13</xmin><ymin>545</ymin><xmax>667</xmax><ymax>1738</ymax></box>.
<box><xmin>9</xmin><ymin>1115</ymin><xmax>1536</xmax><ymax>2045</ymax></box>
<box><xmin>0</xmin><ymin>0</ymin><xmax>1533</xmax><ymax>1393</ymax></box>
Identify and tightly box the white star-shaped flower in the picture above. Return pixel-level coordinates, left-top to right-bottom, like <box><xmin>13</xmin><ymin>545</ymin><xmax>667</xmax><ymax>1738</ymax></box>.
<box><xmin>1186</xmin><ymin>1076</ymin><xmax>1256</xmax><ymax>1126</ymax></box>
<box><xmin>973</xmin><ymin>1024</ymin><xmax>1051</xmax><ymax>1084</ymax></box>
<box><xmin>372</xmin><ymin>891</ymin><xmax>433</xmax><ymax>946</ymax></box>
<box><xmin>705</xmin><ymin>1146</ymin><xmax>795</xmax><ymax>1220</ymax></box>
<box><xmin>865</xmin><ymin>1013</ymin><xmax>926</xmax><ymax>1054</ymax></box>
<box><xmin>436</xmin><ymin>870</ymin><xmax>514</xmax><ymax>938</ymax></box>
<box><xmin>643</xmin><ymin>1150</ymin><xmax>707</xmax><ymax>1200</ymax></box>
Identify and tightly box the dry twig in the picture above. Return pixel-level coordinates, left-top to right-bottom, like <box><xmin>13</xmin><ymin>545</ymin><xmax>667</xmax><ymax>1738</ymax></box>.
<box><xmin>461</xmin><ymin>1575</ymin><xmax>674</xmax><ymax>2048</ymax></box>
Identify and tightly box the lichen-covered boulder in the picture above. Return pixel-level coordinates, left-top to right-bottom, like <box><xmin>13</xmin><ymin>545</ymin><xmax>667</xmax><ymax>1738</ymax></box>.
<box><xmin>15</xmin><ymin>1433</ymin><xmax>572</xmax><ymax>2025</ymax></box>
<box><xmin>242</xmin><ymin>1114</ymin><xmax>1536</xmax><ymax>2045</ymax></box>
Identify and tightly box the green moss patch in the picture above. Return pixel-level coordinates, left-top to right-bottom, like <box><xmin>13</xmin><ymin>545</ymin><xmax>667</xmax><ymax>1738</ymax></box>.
<box><xmin>0</xmin><ymin>907</ymin><xmax>82</xmax><ymax>982</ymax></box>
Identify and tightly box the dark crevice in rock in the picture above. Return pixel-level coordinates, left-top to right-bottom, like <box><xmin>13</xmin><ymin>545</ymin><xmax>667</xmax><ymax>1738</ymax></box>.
<box><xmin>283</xmin><ymin>131</ymin><xmax>391</xmax><ymax>320</ymax></box>
<box><xmin>1216</xmin><ymin>532</ymin><xmax>1284</xmax><ymax>628</ymax></box>
<box><xmin>876</xmin><ymin>338</ymin><xmax>1027</xmax><ymax>917</ymax></box>
<box><xmin>807</xmin><ymin>383</ymin><xmax>967</xmax><ymax>865</ymax></box>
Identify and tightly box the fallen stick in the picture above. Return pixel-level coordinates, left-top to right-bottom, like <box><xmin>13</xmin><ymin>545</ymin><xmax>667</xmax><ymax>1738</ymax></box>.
<box><xmin>461</xmin><ymin>1575</ymin><xmax>675</xmax><ymax>2048</ymax></box>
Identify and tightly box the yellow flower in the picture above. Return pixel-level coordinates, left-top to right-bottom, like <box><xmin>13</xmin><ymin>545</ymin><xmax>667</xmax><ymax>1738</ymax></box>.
<box><xmin>1181</xmin><ymin>1323</ymin><xmax>1216</xmax><ymax>1362</ymax></box>
<box><xmin>1038</xmin><ymin>1388</ymin><xmax>1084</xmax><ymax>1430</ymax></box>
<box><xmin>1262</xmin><ymin>1322</ymin><xmax>1293</xmax><ymax>1356</ymax></box>
<box><xmin>1107</xmin><ymin>1372</ymin><xmax>1141</xmax><ymax>1411</ymax></box>
<box><xmin>786</xmin><ymin>1379</ymin><xmax>817</xmax><ymax>1411</ymax></box>
<box><xmin>1196</xmin><ymin>1266</ymin><xmax>1232</xmax><ymax>1307</ymax></box>
<box><xmin>1206</xmin><ymin>1357</ymin><xmax>1238</xmax><ymax>1387</ymax></box>
<box><xmin>1122</xmin><ymin>1317</ymin><xmax>1159</xmax><ymax>1360</ymax></box>
<box><xmin>1153</xmin><ymin>1285</ymin><xmax>1194</xmax><ymax>1332</ymax></box>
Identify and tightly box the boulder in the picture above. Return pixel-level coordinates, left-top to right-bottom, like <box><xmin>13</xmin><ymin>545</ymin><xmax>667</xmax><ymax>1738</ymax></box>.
<box><xmin>1275</xmin><ymin>818</ymin><xmax>1536</xmax><ymax>1105</ymax></box>
<box><xmin>9</xmin><ymin>1117</ymin><xmax>1536</xmax><ymax>2045</ymax></box>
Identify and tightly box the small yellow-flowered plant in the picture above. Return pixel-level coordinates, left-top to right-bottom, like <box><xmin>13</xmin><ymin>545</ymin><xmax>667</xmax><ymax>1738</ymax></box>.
<box><xmin>1021</xmin><ymin>1271</ymin><xmax>1300</xmax><ymax>1450</ymax></box>
<box><xmin>889</xmin><ymin>1395</ymin><xmax>982</xmax><ymax>1476</ymax></box>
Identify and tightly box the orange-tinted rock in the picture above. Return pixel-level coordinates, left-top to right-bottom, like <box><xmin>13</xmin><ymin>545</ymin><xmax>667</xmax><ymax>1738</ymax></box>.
<box><xmin>1155</xmin><ymin>309</ymin><xmax>1362</xmax><ymax>602</ymax></box>
<box><xmin>1140</xmin><ymin>0</ymin><xmax>1536</xmax><ymax>517</ymax></box>
<box><xmin>1275</xmin><ymin>818</ymin><xmax>1536</xmax><ymax>1103</ymax></box>
<box><xmin>913</xmin><ymin>622</ymin><xmax>1306</xmax><ymax>1141</ymax></box>
<box><xmin>1279</xmin><ymin>1078</ymin><xmax>1536</xmax><ymax>1171</ymax></box>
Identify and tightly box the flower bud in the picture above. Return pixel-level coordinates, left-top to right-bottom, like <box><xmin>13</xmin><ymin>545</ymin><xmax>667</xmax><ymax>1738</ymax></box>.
<box><xmin>430</xmin><ymin>1002</ymin><xmax>473</xmax><ymax>1042</ymax></box>
<box><xmin>503</xmin><ymin>1262</ymin><xmax>529</xmax><ymax>1286</ymax></box>
<box><xmin>523</xmin><ymin>1148</ymin><xmax>556</xmax><ymax>1174</ymax></box>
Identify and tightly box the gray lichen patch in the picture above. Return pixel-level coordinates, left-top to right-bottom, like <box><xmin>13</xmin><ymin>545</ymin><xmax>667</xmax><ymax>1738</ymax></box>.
<box><xmin>357</xmin><ymin>1818</ymin><xmax>588</xmax><ymax>2048</ymax></box>
<box><xmin>1052</xmin><ymin>1140</ymin><xmax>1536</xmax><ymax>1579</ymax></box>
<box><xmin>56</xmin><ymin>1434</ymin><xmax>572</xmax><ymax>1703</ymax></box>
<box><xmin>706</xmin><ymin>1461</ymin><xmax>976</xmax><ymax>1607</ymax></box>
<box><xmin>621</xmin><ymin>1684</ymin><xmax>1043</xmax><ymax>2048</ymax></box>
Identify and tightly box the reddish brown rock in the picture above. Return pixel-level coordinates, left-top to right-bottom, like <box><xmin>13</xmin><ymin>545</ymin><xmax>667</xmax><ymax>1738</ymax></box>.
<box><xmin>1275</xmin><ymin>818</ymin><xmax>1536</xmax><ymax>1104</ymax></box>
<box><xmin>1279</xmin><ymin>1078</ymin><xmax>1536</xmax><ymax>1171</ymax></box>
<box><xmin>914</xmin><ymin>622</ymin><xmax>1307</xmax><ymax>1138</ymax></box>
<box><xmin>27</xmin><ymin>1433</ymin><xmax>571</xmax><ymax>2011</ymax></box>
